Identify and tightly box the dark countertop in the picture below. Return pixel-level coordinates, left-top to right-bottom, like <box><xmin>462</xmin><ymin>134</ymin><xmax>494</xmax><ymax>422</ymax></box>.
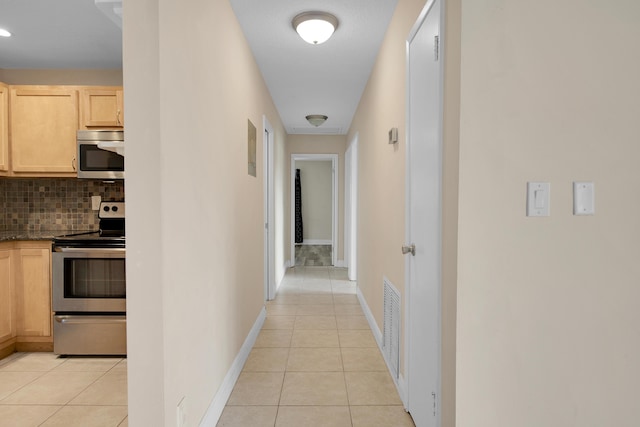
<box><xmin>0</xmin><ymin>230</ymin><xmax>95</xmax><ymax>243</ymax></box>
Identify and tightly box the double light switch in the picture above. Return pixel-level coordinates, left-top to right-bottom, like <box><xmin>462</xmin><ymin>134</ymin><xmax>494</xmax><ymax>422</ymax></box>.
<box><xmin>526</xmin><ymin>181</ymin><xmax>595</xmax><ymax>217</ymax></box>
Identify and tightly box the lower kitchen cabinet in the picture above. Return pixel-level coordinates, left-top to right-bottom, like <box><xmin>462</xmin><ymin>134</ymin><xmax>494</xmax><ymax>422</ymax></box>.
<box><xmin>0</xmin><ymin>249</ymin><xmax>15</xmax><ymax>358</ymax></box>
<box><xmin>0</xmin><ymin>241</ymin><xmax>53</xmax><ymax>359</ymax></box>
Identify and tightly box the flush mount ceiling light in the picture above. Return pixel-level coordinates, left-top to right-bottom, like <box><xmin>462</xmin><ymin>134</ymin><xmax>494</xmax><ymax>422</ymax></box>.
<box><xmin>292</xmin><ymin>12</ymin><xmax>338</xmax><ymax>45</ymax></box>
<box><xmin>306</xmin><ymin>115</ymin><xmax>328</xmax><ymax>127</ymax></box>
<box><xmin>0</xmin><ymin>28</ymin><xmax>12</xmax><ymax>37</ymax></box>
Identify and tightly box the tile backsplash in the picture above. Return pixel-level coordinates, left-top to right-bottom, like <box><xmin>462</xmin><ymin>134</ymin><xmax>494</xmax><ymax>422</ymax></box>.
<box><xmin>0</xmin><ymin>178</ymin><xmax>124</xmax><ymax>232</ymax></box>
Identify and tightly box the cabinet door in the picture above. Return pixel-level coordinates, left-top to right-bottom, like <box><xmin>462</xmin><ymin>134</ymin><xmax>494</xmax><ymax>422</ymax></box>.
<box><xmin>0</xmin><ymin>83</ymin><xmax>8</xmax><ymax>174</ymax></box>
<box><xmin>15</xmin><ymin>247</ymin><xmax>51</xmax><ymax>338</ymax></box>
<box><xmin>0</xmin><ymin>249</ymin><xmax>15</xmax><ymax>343</ymax></box>
<box><xmin>10</xmin><ymin>87</ymin><xmax>78</xmax><ymax>176</ymax></box>
<box><xmin>81</xmin><ymin>87</ymin><xmax>123</xmax><ymax>128</ymax></box>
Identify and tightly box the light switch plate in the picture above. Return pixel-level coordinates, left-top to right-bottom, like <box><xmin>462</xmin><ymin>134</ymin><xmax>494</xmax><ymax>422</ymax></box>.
<box><xmin>573</xmin><ymin>182</ymin><xmax>594</xmax><ymax>215</ymax></box>
<box><xmin>527</xmin><ymin>182</ymin><xmax>550</xmax><ymax>217</ymax></box>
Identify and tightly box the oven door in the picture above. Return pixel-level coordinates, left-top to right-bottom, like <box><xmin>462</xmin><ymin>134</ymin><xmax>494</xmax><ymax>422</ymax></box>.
<box><xmin>52</xmin><ymin>248</ymin><xmax>126</xmax><ymax>312</ymax></box>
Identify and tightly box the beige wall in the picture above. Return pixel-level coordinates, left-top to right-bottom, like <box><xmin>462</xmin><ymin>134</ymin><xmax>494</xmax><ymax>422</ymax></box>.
<box><xmin>347</xmin><ymin>0</ymin><xmax>459</xmax><ymax>425</ymax></box>
<box><xmin>457</xmin><ymin>1</ymin><xmax>640</xmax><ymax>426</ymax></box>
<box><xmin>0</xmin><ymin>69</ymin><xmax>122</xmax><ymax>85</ymax></box>
<box><xmin>287</xmin><ymin>134</ymin><xmax>346</xmax><ymax>263</ymax></box>
<box><xmin>124</xmin><ymin>0</ymin><xmax>286</xmax><ymax>425</ymax></box>
<box><xmin>296</xmin><ymin>160</ymin><xmax>333</xmax><ymax>241</ymax></box>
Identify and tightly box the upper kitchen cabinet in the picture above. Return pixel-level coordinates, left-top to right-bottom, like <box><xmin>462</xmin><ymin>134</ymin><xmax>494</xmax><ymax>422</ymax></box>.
<box><xmin>0</xmin><ymin>83</ymin><xmax>8</xmax><ymax>175</ymax></box>
<box><xmin>80</xmin><ymin>86</ymin><xmax>124</xmax><ymax>128</ymax></box>
<box><xmin>9</xmin><ymin>86</ymin><xmax>79</xmax><ymax>177</ymax></box>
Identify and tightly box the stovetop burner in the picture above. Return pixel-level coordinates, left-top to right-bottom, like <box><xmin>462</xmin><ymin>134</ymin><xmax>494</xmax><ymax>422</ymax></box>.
<box><xmin>52</xmin><ymin>201</ymin><xmax>125</xmax><ymax>249</ymax></box>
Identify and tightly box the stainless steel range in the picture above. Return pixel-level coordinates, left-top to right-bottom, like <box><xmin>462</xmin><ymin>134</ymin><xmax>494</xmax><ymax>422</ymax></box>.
<box><xmin>52</xmin><ymin>201</ymin><xmax>126</xmax><ymax>355</ymax></box>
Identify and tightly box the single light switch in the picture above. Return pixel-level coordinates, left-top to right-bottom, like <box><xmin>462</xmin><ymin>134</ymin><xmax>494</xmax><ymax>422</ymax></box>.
<box><xmin>527</xmin><ymin>182</ymin><xmax>550</xmax><ymax>217</ymax></box>
<box><xmin>573</xmin><ymin>182</ymin><xmax>594</xmax><ymax>215</ymax></box>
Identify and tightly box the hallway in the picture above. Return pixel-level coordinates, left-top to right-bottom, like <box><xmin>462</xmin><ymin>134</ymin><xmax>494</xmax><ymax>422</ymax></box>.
<box><xmin>217</xmin><ymin>267</ymin><xmax>415</xmax><ymax>427</ymax></box>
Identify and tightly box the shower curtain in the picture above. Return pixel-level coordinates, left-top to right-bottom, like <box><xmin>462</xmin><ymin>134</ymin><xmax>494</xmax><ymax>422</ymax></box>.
<box><xmin>295</xmin><ymin>168</ymin><xmax>303</xmax><ymax>243</ymax></box>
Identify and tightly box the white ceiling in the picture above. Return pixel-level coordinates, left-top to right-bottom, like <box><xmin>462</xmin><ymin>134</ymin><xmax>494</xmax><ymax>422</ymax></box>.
<box><xmin>0</xmin><ymin>0</ymin><xmax>398</xmax><ymax>135</ymax></box>
<box><xmin>229</xmin><ymin>0</ymin><xmax>398</xmax><ymax>134</ymax></box>
<box><xmin>0</xmin><ymin>0</ymin><xmax>122</xmax><ymax>69</ymax></box>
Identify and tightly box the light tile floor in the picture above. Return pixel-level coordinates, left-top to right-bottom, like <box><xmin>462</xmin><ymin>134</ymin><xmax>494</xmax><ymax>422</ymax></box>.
<box><xmin>0</xmin><ymin>267</ymin><xmax>413</xmax><ymax>427</ymax></box>
<box><xmin>217</xmin><ymin>266</ymin><xmax>415</xmax><ymax>427</ymax></box>
<box><xmin>0</xmin><ymin>352</ymin><xmax>127</xmax><ymax>427</ymax></box>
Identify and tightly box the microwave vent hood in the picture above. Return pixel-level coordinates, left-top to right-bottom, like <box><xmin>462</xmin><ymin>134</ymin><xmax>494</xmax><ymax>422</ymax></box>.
<box><xmin>97</xmin><ymin>141</ymin><xmax>124</xmax><ymax>156</ymax></box>
<box><xmin>77</xmin><ymin>130</ymin><xmax>124</xmax><ymax>156</ymax></box>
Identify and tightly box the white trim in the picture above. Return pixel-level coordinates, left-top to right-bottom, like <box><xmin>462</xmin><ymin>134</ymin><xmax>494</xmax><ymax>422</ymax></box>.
<box><xmin>199</xmin><ymin>307</ymin><xmax>267</xmax><ymax>426</ymax></box>
<box><xmin>345</xmin><ymin>134</ymin><xmax>358</xmax><ymax>281</ymax></box>
<box><xmin>356</xmin><ymin>287</ymin><xmax>408</xmax><ymax>407</ymax></box>
<box><xmin>298</xmin><ymin>239</ymin><xmax>332</xmax><ymax>245</ymax></box>
<box><xmin>290</xmin><ymin>154</ymin><xmax>339</xmax><ymax>267</ymax></box>
<box><xmin>334</xmin><ymin>259</ymin><xmax>346</xmax><ymax>268</ymax></box>
<box><xmin>263</xmin><ymin>116</ymin><xmax>276</xmax><ymax>301</ymax></box>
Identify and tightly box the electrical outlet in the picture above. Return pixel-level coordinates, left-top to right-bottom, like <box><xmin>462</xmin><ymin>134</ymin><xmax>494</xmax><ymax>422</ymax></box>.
<box><xmin>91</xmin><ymin>195</ymin><xmax>102</xmax><ymax>211</ymax></box>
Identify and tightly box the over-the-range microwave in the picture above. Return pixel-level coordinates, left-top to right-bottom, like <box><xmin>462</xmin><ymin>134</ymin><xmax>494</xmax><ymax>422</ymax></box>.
<box><xmin>77</xmin><ymin>129</ymin><xmax>125</xmax><ymax>180</ymax></box>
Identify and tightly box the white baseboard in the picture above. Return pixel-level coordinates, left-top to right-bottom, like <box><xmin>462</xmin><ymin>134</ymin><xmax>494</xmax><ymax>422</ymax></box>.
<box><xmin>334</xmin><ymin>260</ymin><xmax>346</xmax><ymax>268</ymax></box>
<box><xmin>356</xmin><ymin>287</ymin><xmax>408</xmax><ymax>408</ymax></box>
<box><xmin>199</xmin><ymin>307</ymin><xmax>266</xmax><ymax>426</ymax></box>
<box><xmin>299</xmin><ymin>239</ymin><xmax>332</xmax><ymax>245</ymax></box>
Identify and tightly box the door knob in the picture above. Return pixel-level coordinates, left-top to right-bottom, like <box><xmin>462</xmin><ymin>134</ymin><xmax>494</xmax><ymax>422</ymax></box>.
<box><xmin>402</xmin><ymin>244</ymin><xmax>415</xmax><ymax>256</ymax></box>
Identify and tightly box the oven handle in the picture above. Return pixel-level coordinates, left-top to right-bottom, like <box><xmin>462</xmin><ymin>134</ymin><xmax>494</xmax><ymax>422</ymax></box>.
<box><xmin>55</xmin><ymin>316</ymin><xmax>126</xmax><ymax>325</ymax></box>
<box><xmin>54</xmin><ymin>247</ymin><xmax>126</xmax><ymax>253</ymax></box>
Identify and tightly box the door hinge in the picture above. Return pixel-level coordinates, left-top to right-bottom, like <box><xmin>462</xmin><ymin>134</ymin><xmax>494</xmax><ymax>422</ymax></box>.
<box><xmin>434</xmin><ymin>35</ymin><xmax>440</xmax><ymax>61</ymax></box>
<box><xmin>432</xmin><ymin>391</ymin><xmax>437</xmax><ymax>416</ymax></box>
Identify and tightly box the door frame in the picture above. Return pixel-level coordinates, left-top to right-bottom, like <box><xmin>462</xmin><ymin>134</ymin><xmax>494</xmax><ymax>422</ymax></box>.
<box><xmin>263</xmin><ymin>116</ymin><xmax>275</xmax><ymax>300</ymax></box>
<box><xmin>404</xmin><ymin>0</ymin><xmax>444</xmax><ymax>424</ymax></box>
<box><xmin>290</xmin><ymin>153</ymin><xmax>338</xmax><ymax>267</ymax></box>
<box><xmin>345</xmin><ymin>134</ymin><xmax>358</xmax><ymax>281</ymax></box>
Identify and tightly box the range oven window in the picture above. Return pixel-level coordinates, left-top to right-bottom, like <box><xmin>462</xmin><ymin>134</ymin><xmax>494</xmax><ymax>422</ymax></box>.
<box><xmin>64</xmin><ymin>258</ymin><xmax>126</xmax><ymax>299</ymax></box>
<box><xmin>79</xmin><ymin>144</ymin><xmax>124</xmax><ymax>171</ymax></box>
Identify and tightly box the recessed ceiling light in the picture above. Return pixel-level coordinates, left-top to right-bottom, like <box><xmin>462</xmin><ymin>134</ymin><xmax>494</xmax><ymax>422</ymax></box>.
<box><xmin>0</xmin><ymin>29</ymin><xmax>11</xmax><ymax>37</ymax></box>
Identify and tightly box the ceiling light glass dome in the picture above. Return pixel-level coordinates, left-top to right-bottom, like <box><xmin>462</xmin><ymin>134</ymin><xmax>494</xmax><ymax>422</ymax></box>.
<box><xmin>292</xmin><ymin>12</ymin><xmax>338</xmax><ymax>45</ymax></box>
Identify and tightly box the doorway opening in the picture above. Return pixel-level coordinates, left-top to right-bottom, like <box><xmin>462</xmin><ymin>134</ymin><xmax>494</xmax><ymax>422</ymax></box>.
<box><xmin>290</xmin><ymin>154</ymin><xmax>338</xmax><ymax>267</ymax></box>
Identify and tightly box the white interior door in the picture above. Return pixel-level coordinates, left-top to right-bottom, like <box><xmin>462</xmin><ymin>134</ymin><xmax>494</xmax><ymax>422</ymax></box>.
<box><xmin>405</xmin><ymin>0</ymin><xmax>442</xmax><ymax>425</ymax></box>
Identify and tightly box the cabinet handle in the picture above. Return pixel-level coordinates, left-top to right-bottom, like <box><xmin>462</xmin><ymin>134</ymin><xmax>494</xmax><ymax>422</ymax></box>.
<box><xmin>72</xmin><ymin>157</ymin><xmax>77</xmax><ymax>171</ymax></box>
<box><xmin>116</xmin><ymin>109</ymin><xmax>121</xmax><ymax>126</ymax></box>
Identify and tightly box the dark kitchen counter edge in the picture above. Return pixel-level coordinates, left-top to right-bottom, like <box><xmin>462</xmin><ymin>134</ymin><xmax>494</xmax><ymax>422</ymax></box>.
<box><xmin>0</xmin><ymin>230</ymin><xmax>95</xmax><ymax>243</ymax></box>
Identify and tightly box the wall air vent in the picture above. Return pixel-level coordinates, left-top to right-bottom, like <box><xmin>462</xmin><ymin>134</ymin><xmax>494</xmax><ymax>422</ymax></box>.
<box><xmin>383</xmin><ymin>277</ymin><xmax>400</xmax><ymax>379</ymax></box>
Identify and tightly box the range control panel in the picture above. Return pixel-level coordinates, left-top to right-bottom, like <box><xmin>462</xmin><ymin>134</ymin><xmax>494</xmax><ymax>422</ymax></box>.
<box><xmin>98</xmin><ymin>201</ymin><xmax>125</xmax><ymax>219</ymax></box>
